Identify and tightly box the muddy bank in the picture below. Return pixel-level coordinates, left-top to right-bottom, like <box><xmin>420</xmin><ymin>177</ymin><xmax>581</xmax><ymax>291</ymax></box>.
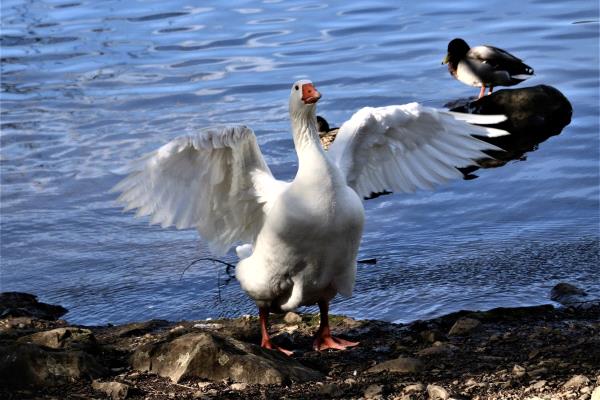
<box><xmin>1</xmin><ymin>291</ymin><xmax>599</xmax><ymax>400</ymax></box>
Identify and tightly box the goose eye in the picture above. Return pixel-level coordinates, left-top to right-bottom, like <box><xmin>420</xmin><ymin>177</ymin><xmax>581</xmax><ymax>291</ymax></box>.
<box><xmin>295</xmin><ymin>85</ymin><xmax>299</xmax><ymax>90</ymax></box>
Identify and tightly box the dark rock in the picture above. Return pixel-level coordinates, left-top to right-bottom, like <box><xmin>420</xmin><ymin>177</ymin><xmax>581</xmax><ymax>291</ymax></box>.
<box><xmin>0</xmin><ymin>292</ymin><xmax>67</xmax><ymax>320</ymax></box>
<box><xmin>0</xmin><ymin>342</ymin><xmax>106</xmax><ymax>388</ymax></box>
<box><xmin>448</xmin><ymin>317</ymin><xmax>481</xmax><ymax>336</ymax></box>
<box><xmin>92</xmin><ymin>380</ymin><xmax>129</xmax><ymax>400</ymax></box>
<box><xmin>367</xmin><ymin>356</ymin><xmax>424</xmax><ymax>374</ymax></box>
<box><xmin>550</xmin><ymin>282</ymin><xmax>588</xmax><ymax>306</ymax></box>
<box><xmin>113</xmin><ymin>319</ymin><xmax>170</xmax><ymax>337</ymax></box>
<box><xmin>18</xmin><ymin>327</ymin><xmax>97</xmax><ymax>350</ymax></box>
<box><xmin>131</xmin><ymin>331</ymin><xmax>321</xmax><ymax>384</ymax></box>
<box><xmin>450</xmin><ymin>85</ymin><xmax>572</xmax><ymax>171</ymax></box>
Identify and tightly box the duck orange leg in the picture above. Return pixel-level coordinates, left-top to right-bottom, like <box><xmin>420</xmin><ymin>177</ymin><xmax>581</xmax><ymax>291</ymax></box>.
<box><xmin>259</xmin><ymin>307</ymin><xmax>294</xmax><ymax>356</ymax></box>
<box><xmin>313</xmin><ymin>300</ymin><xmax>359</xmax><ymax>351</ymax></box>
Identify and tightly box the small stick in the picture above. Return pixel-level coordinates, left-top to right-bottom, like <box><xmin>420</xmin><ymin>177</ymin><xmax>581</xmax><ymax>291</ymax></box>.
<box><xmin>180</xmin><ymin>257</ymin><xmax>237</xmax><ymax>280</ymax></box>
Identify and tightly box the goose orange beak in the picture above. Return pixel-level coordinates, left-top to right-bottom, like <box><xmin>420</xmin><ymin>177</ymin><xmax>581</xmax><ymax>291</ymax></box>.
<box><xmin>302</xmin><ymin>83</ymin><xmax>321</xmax><ymax>104</ymax></box>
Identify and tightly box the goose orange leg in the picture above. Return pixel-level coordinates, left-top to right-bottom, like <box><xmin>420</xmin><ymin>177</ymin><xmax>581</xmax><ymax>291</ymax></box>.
<box><xmin>313</xmin><ymin>300</ymin><xmax>359</xmax><ymax>351</ymax></box>
<box><xmin>478</xmin><ymin>86</ymin><xmax>486</xmax><ymax>99</ymax></box>
<box><xmin>259</xmin><ymin>307</ymin><xmax>294</xmax><ymax>356</ymax></box>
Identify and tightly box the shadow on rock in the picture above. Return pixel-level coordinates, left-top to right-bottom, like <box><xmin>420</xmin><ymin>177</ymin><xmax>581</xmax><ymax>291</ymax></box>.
<box><xmin>448</xmin><ymin>84</ymin><xmax>573</xmax><ymax>177</ymax></box>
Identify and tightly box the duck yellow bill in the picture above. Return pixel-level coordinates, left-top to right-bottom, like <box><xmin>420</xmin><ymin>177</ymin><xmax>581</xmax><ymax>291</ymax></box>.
<box><xmin>442</xmin><ymin>53</ymin><xmax>449</xmax><ymax>64</ymax></box>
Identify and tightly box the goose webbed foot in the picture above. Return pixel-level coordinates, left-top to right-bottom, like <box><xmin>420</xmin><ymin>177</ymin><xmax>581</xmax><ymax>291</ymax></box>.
<box><xmin>313</xmin><ymin>300</ymin><xmax>359</xmax><ymax>351</ymax></box>
<box><xmin>259</xmin><ymin>306</ymin><xmax>294</xmax><ymax>356</ymax></box>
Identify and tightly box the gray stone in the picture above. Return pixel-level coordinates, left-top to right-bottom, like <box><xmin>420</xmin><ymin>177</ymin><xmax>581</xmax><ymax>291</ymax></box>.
<box><xmin>364</xmin><ymin>384</ymin><xmax>383</xmax><ymax>399</ymax></box>
<box><xmin>530</xmin><ymin>380</ymin><xmax>547</xmax><ymax>390</ymax></box>
<box><xmin>367</xmin><ymin>357</ymin><xmax>424</xmax><ymax>374</ymax></box>
<box><xmin>512</xmin><ymin>364</ymin><xmax>527</xmax><ymax>378</ymax></box>
<box><xmin>283</xmin><ymin>312</ymin><xmax>302</xmax><ymax>324</ymax></box>
<box><xmin>92</xmin><ymin>380</ymin><xmax>129</xmax><ymax>400</ymax></box>
<box><xmin>18</xmin><ymin>327</ymin><xmax>96</xmax><ymax>350</ymax></box>
<box><xmin>230</xmin><ymin>382</ymin><xmax>248</xmax><ymax>391</ymax></box>
<box><xmin>564</xmin><ymin>375</ymin><xmax>590</xmax><ymax>390</ymax></box>
<box><xmin>0</xmin><ymin>342</ymin><xmax>106</xmax><ymax>388</ymax></box>
<box><xmin>404</xmin><ymin>383</ymin><xmax>425</xmax><ymax>393</ymax></box>
<box><xmin>448</xmin><ymin>317</ymin><xmax>481</xmax><ymax>336</ymax></box>
<box><xmin>131</xmin><ymin>331</ymin><xmax>321</xmax><ymax>384</ymax></box>
<box><xmin>427</xmin><ymin>384</ymin><xmax>449</xmax><ymax>400</ymax></box>
<box><xmin>417</xmin><ymin>343</ymin><xmax>457</xmax><ymax>357</ymax></box>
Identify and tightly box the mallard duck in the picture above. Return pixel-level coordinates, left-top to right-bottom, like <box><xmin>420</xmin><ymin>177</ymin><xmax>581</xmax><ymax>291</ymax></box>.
<box><xmin>443</xmin><ymin>38</ymin><xmax>534</xmax><ymax>98</ymax></box>
<box><xmin>114</xmin><ymin>80</ymin><xmax>509</xmax><ymax>355</ymax></box>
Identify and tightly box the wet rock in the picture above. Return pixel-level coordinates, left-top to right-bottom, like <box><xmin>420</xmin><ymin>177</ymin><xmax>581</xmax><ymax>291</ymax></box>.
<box><xmin>448</xmin><ymin>317</ymin><xmax>481</xmax><ymax>336</ymax></box>
<box><xmin>92</xmin><ymin>380</ymin><xmax>129</xmax><ymax>400</ymax></box>
<box><xmin>449</xmin><ymin>85</ymin><xmax>572</xmax><ymax>170</ymax></box>
<box><xmin>550</xmin><ymin>283</ymin><xmax>588</xmax><ymax>306</ymax></box>
<box><xmin>0</xmin><ymin>342</ymin><xmax>106</xmax><ymax>388</ymax></box>
<box><xmin>283</xmin><ymin>312</ymin><xmax>302</xmax><ymax>324</ymax></box>
<box><xmin>564</xmin><ymin>375</ymin><xmax>590</xmax><ymax>390</ymax></box>
<box><xmin>367</xmin><ymin>356</ymin><xmax>424</xmax><ymax>374</ymax></box>
<box><xmin>18</xmin><ymin>327</ymin><xmax>96</xmax><ymax>350</ymax></box>
<box><xmin>0</xmin><ymin>292</ymin><xmax>67</xmax><ymax>320</ymax></box>
<box><xmin>427</xmin><ymin>384</ymin><xmax>450</xmax><ymax>400</ymax></box>
<box><xmin>131</xmin><ymin>331</ymin><xmax>321</xmax><ymax>384</ymax></box>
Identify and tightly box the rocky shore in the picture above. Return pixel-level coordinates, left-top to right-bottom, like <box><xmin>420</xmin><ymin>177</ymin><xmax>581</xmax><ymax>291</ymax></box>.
<box><xmin>1</xmin><ymin>290</ymin><xmax>599</xmax><ymax>400</ymax></box>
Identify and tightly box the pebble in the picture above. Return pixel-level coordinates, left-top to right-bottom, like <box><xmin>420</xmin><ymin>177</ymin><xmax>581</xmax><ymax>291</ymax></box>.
<box><xmin>91</xmin><ymin>381</ymin><xmax>129</xmax><ymax>400</ymax></box>
<box><xmin>427</xmin><ymin>384</ymin><xmax>449</xmax><ymax>400</ymax></box>
<box><xmin>530</xmin><ymin>380</ymin><xmax>547</xmax><ymax>390</ymax></box>
<box><xmin>230</xmin><ymin>383</ymin><xmax>248</xmax><ymax>391</ymax></box>
<box><xmin>564</xmin><ymin>375</ymin><xmax>590</xmax><ymax>389</ymax></box>
<box><xmin>403</xmin><ymin>383</ymin><xmax>424</xmax><ymax>393</ymax></box>
<box><xmin>283</xmin><ymin>312</ymin><xmax>302</xmax><ymax>324</ymax></box>
<box><xmin>364</xmin><ymin>384</ymin><xmax>384</xmax><ymax>399</ymax></box>
<box><xmin>318</xmin><ymin>383</ymin><xmax>343</xmax><ymax>397</ymax></box>
<box><xmin>513</xmin><ymin>364</ymin><xmax>527</xmax><ymax>378</ymax></box>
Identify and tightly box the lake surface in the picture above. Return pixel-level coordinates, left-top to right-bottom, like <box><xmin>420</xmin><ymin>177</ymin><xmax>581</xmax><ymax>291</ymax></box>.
<box><xmin>1</xmin><ymin>0</ymin><xmax>598</xmax><ymax>326</ymax></box>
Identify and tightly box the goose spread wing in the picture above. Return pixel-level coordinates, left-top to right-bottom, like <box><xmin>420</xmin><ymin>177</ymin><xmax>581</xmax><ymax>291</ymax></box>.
<box><xmin>327</xmin><ymin>103</ymin><xmax>508</xmax><ymax>198</ymax></box>
<box><xmin>113</xmin><ymin>125</ymin><xmax>286</xmax><ymax>255</ymax></box>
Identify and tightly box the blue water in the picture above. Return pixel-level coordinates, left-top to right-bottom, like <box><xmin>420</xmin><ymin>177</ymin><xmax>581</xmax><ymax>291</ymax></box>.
<box><xmin>1</xmin><ymin>0</ymin><xmax>598</xmax><ymax>325</ymax></box>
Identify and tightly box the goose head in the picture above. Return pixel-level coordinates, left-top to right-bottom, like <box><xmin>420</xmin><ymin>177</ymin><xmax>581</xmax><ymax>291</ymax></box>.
<box><xmin>443</xmin><ymin>38</ymin><xmax>471</xmax><ymax>65</ymax></box>
<box><xmin>289</xmin><ymin>79</ymin><xmax>321</xmax><ymax>118</ymax></box>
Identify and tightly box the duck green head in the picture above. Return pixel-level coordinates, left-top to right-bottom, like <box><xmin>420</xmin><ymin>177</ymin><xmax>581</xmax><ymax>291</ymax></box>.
<box><xmin>443</xmin><ymin>38</ymin><xmax>471</xmax><ymax>65</ymax></box>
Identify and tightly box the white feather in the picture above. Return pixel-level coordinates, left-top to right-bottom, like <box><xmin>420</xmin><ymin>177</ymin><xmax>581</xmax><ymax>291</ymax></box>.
<box><xmin>112</xmin><ymin>125</ymin><xmax>283</xmax><ymax>256</ymax></box>
<box><xmin>327</xmin><ymin>103</ymin><xmax>509</xmax><ymax>198</ymax></box>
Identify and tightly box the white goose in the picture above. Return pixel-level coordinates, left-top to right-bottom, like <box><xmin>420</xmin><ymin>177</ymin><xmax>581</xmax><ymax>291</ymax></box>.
<box><xmin>114</xmin><ymin>80</ymin><xmax>508</xmax><ymax>355</ymax></box>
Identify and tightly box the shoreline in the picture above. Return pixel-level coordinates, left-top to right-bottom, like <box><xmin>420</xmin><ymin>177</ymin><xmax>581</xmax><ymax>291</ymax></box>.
<box><xmin>1</xmin><ymin>292</ymin><xmax>599</xmax><ymax>399</ymax></box>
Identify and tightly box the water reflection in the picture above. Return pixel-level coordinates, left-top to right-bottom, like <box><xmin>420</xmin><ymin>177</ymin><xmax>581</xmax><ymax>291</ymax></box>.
<box><xmin>0</xmin><ymin>0</ymin><xmax>597</xmax><ymax>325</ymax></box>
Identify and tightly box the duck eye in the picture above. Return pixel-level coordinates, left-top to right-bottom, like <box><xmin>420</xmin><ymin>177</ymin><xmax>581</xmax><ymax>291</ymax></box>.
<box><xmin>295</xmin><ymin>85</ymin><xmax>299</xmax><ymax>91</ymax></box>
